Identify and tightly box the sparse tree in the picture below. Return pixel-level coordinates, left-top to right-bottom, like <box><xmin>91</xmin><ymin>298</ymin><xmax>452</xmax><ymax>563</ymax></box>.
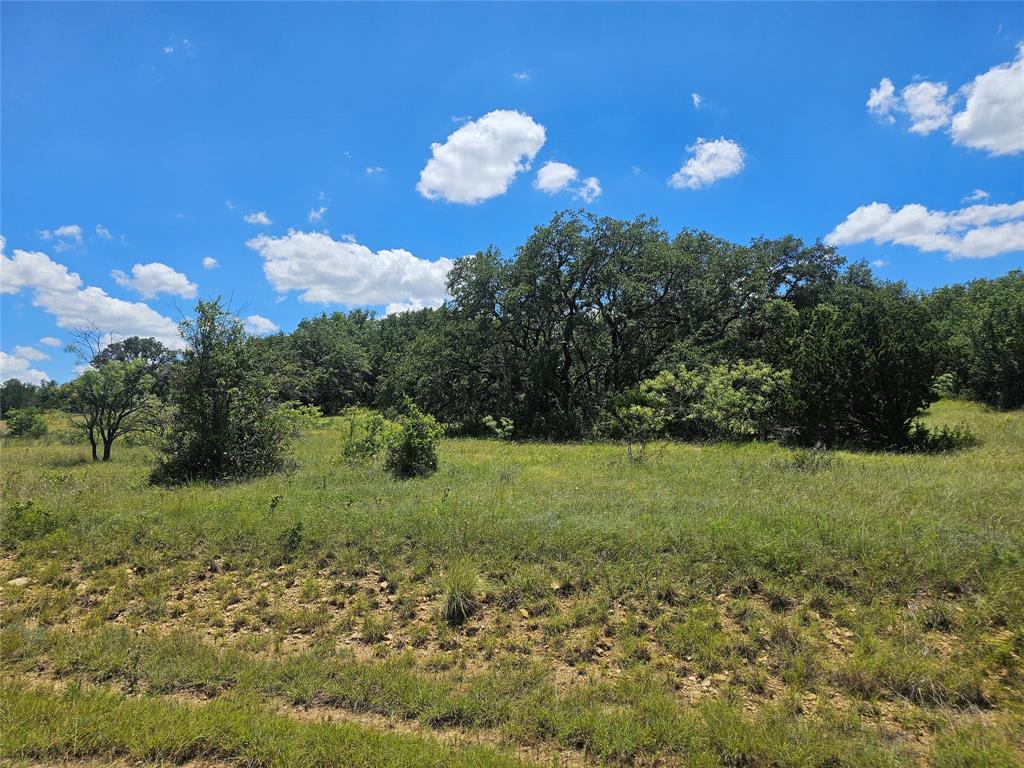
<box><xmin>65</xmin><ymin>329</ymin><xmax>159</xmax><ymax>461</ymax></box>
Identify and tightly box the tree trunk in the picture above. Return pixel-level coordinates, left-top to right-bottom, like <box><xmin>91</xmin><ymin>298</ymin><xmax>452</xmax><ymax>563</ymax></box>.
<box><xmin>90</xmin><ymin>439</ymin><xmax>98</xmax><ymax>461</ymax></box>
<box><xmin>102</xmin><ymin>439</ymin><xmax>113</xmax><ymax>461</ymax></box>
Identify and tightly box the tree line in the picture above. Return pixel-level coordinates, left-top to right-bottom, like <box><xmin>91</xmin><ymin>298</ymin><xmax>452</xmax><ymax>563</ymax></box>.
<box><xmin>3</xmin><ymin>211</ymin><xmax>1022</xmax><ymax>474</ymax></box>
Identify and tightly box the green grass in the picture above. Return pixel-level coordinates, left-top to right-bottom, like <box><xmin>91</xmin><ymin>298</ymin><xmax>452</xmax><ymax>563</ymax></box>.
<box><xmin>1</xmin><ymin>399</ymin><xmax>1022</xmax><ymax>766</ymax></box>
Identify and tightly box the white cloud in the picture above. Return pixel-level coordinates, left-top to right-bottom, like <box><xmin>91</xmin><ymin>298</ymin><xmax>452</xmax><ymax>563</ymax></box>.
<box><xmin>513</xmin><ymin>71</ymin><xmax>530</xmax><ymax>80</ymax></box>
<box><xmin>247</xmin><ymin>229</ymin><xmax>453</xmax><ymax>311</ymax></box>
<box><xmin>451</xmin><ymin>115</ymin><xmax>470</xmax><ymax>123</ymax></box>
<box><xmin>533</xmin><ymin>161</ymin><xmax>602</xmax><ymax>203</ymax></box>
<box><xmin>225</xmin><ymin>200</ymin><xmax>236</xmax><ymax>210</ymax></box>
<box><xmin>868</xmin><ymin>45</ymin><xmax>1024</xmax><ymax>155</ymax></box>
<box><xmin>365</xmin><ymin>166</ymin><xmax>385</xmax><ymax>175</ymax></box>
<box><xmin>202</xmin><ymin>256</ymin><xmax>218</xmax><ymax>270</ymax></box>
<box><xmin>962</xmin><ymin>189</ymin><xmax>990</xmax><ymax>203</ymax></box>
<box><xmin>901</xmin><ymin>81</ymin><xmax>954</xmax><ymax>134</ymax></box>
<box><xmin>669</xmin><ymin>137</ymin><xmax>745</xmax><ymax>190</ymax></box>
<box><xmin>111</xmin><ymin>262</ymin><xmax>198</xmax><ymax>299</ymax></box>
<box><xmin>309</xmin><ymin>206</ymin><xmax>327</xmax><ymax>223</ymax></box>
<box><xmin>951</xmin><ymin>43</ymin><xmax>1024</xmax><ymax>155</ymax></box>
<box><xmin>38</xmin><ymin>224</ymin><xmax>83</xmax><ymax>251</ymax></box>
<box><xmin>871</xmin><ymin>259</ymin><xmax>889</xmax><ymax>268</ymax></box>
<box><xmin>631</xmin><ymin>165</ymin><xmax>642</xmax><ymax>175</ymax></box>
<box><xmin>54</xmin><ymin>224</ymin><xmax>82</xmax><ymax>240</ymax></box>
<box><xmin>417</xmin><ymin>109</ymin><xmax>546</xmax><ymax>204</ymax></box>
<box><xmin>39</xmin><ymin>336</ymin><xmax>61</xmax><ymax>347</ymax></box>
<box><xmin>244</xmin><ymin>211</ymin><xmax>272</xmax><ymax>225</ymax></box>
<box><xmin>0</xmin><ymin>351</ymin><xmax>49</xmax><ymax>385</ymax></box>
<box><xmin>534</xmin><ymin>161</ymin><xmax>578</xmax><ymax>194</ymax></box>
<box><xmin>691</xmin><ymin>92</ymin><xmax>703</xmax><ymax>109</ymax></box>
<box><xmin>244</xmin><ymin>314</ymin><xmax>278</xmax><ymax>335</ymax></box>
<box><xmin>14</xmin><ymin>345</ymin><xmax>49</xmax><ymax>361</ymax></box>
<box><xmin>826</xmin><ymin>199</ymin><xmax>1024</xmax><ymax>259</ymax></box>
<box><xmin>866</xmin><ymin>77</ymin><xmax>899</xmax><ymax>123</ymax></box>
<box><xmin>163</xmin><ymin>46</ymin><xmax>174</xmax><ymax>54</ymax></box>
<box><xmin>575</xmin><ymin>177</ymin><xmax>602</xmax><ymax>203</ymax></box>
<box><xmin>1</xmin><ymin>243</ymin><xmax>181</xmax><ymax>347</ymax></box>
<box><xmin>95</xmin><ymin>224</ymin><xmax>113</xmax><ymax>240</ymax></box>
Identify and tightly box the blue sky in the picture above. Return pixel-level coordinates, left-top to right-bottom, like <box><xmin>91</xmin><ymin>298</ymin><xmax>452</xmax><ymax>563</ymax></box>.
<box><xmin>2</xmin><ymin>2</ymin><xmax>1023</xmax><ymax>384</ymax></box>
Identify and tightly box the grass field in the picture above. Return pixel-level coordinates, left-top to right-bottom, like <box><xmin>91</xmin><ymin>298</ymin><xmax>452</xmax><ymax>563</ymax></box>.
<box><xmin>1</xmin><ymin>399</ymin><xmax>1022</xmax><ymax>767</ymax></box>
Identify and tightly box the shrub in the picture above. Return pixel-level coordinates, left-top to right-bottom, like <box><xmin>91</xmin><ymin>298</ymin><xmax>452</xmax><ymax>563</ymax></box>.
<box><xmin>383</xmin><ymin>399</ymin><xmax>443</xmax><ymax>479</ymax></box>
<box><xmin>151</xmin><ymin>299</ymin><xmax>292</xmax><ymax>485</ymax></box>
<box><xmin>905</xmin><ymin>421</ymin><xmax>980</xmax><ymax>453</ymax></box>
<box><xmin>482</xmin><ymin>415</ymin><xmax>514</xmax><ymax>440</ymax></box>
<box><xmin>623</xmin><ymin>360</ymin><xmax>792</xmax><ymax>442</ymax></box>
<box><xmin>600</xmin><ymin>401</ymin><xmax>666</xmax><ymax>463</ymax></box>
<box><xmin>5</xmin><ymin>408</ymin><xmax>47</xmax><ymax>438</ymax></box>
<box><xmin>340</xmin><ymin>408</ymin><xmax>399</xmax><ymax>463</ymax></box>
<box><xmin>787</xmin><ymin>444</ymin><xmax>835</xmax><ymax>472</ymax></box>
<box><xmin>278</xmin><ymin>402</ymin><xmax>327</xmax><ymax>436</ymax></box>
<box><xmin>790</xmin><ymin>282</ymin><xmax>939</xmax><ymax>448</ymax></box>
<box><xmin>1</xmin><ymin>500</ymin><xmax>56</xmax><ymax>547</ymax></box>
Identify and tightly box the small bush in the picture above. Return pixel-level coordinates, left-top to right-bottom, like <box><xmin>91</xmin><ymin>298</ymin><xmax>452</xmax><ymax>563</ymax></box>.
<box><xmin>384</xmin><ymin>399</ymin><xmax>443</xmax><ymax>479</ymax></box>
<box><xmin>905</xmin><ymin>421</ymin><xmax>980</xmax><ymax>453</ymax></box>
<box><xmin>1</xmin><ymin>500</ymin><xmax>56</xmax><ymax>547</ymax></box>
<box><xmin>482</xmin><ymin>415</ymin><xmax>514</xmax><ymax>440</ymax></box>
<box><xmin>441</xmin><ymin>560</ymin><xmax>480</xmax><ymax>626</ymax></box>
<box><xmin>788</xmin><ymin>444</ymin><xmax>835</xmax><ymax>472</ymax></box>
<box><xmin>5</xmin><ymin>408</ymin><xmax>47</xmax><ymax>438</ymax></box>
<box><xmin>278</xmin><ymin>402</ymin><xmax>327</xmax><ymax>436</ymax></box>
<box><xmin>340</xmin><ymin>408</ymin><xmax>398</xmax><ymax>463</ymax></box>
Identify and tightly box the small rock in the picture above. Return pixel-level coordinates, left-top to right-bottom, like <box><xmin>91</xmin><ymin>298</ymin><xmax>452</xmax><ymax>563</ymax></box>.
<box><xmin>7</xmin><ymin>577</ymin><xmax>30</xmax><ymax>587</ymax></box>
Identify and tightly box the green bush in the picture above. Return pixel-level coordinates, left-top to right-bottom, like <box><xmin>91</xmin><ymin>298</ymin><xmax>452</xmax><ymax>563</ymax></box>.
<box><xmin>151</xmin><ymin>299</ymin><xmax>292</xmax><ymax>485</ymax></box>
<box><xmin>384</xmin><ymin>400</ymin><xmax>443</xmax><ymax>479</ymax></box>
<box><xmin>905</xmin><ymin>421</ymin><xmax>980</xmax><ymax>453</ymax></box>
<box><xmin>278</xmin><ymin>402</ymin><xmax>327</xmax><ymax>436</ymax></box>
<box><xmin>340</xmin><ymin>408</ymin><xmax>399</xmax><ymax>463</ymax></box>
<box><xmin>481</xmin><ymin>415</ymin><xmax>514</xmax><ymax>440</ymax></box>
<box><xmin>630</xmin><ymin>360</ymin><xmax>792</xmax><ymax>442</ymax></box>
<box><xmin>5</xmin><ymin>408</ymin><xmax>47</xmax><ymax>438</ymax></box>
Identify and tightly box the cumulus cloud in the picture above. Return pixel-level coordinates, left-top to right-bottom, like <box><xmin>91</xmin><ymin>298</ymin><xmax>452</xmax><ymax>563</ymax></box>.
<box><xmin>533</xmin><ymin>161</ymin><xmax>602</xmax><ymax>203</ymax></box>
<box><xmin>691</xmin><ymin>92</ymin><xmax>703</xmax><ymax>109</ymax></box>
<box><xmin>244</xmin><ymin>314</ymin><xmax>278</xmax><ymax>335</ymax></box>
<box><xmin>669</xmin><ymin>137</ymin><xmax>745</xmax><ymax>190</ymax></box>
<box><xmin>38</xmin><ymin>224</ymin><xmax>83</xmax><ymax>252</ymax></box>
<box><xmin>866</xmin><ymin>78</ymin><xmax>898</xmax><ymax>122</ymax></box>
<box><xmin>867</xmin><ymin>44</ymin><xmax>1024</xmax><ymax>155</ymax></box>
<box><xmin>202</xmin><ymin>256</ymin><xmax>219</xmax><ymax>270</ymax></box>
<box><xmin>111</xmin><ymin>262</ymin><xmax>198</xmax><ymax>299</ymax></box>
<box><xmin>1</xmin><ymin>243</ymin><xmax>181</xmax><ymax>347</ymax></box>
<box><xmin>309</xmin><ymin>206</ymin><xmax>327</xmax><ymax>223</ymax></box>
<box><xmin>417</xmin><ymin>110</ymin><xmax>546</xmax><ymax>204</ymax></box>
<box><xmin>39</xmin><ymin>336</ymin><xmax>62</xmax><ymax>347</ymax></box>
<box><xmin>13</xmin><ymin>345</ymin><xmax>49</xmax><ymax>361</ymax></box>
<box><xmin>952</xmin><ymin>43</ymin><xmax>1024</xmax><ymax>155</ymax></box>
<box><xmin>575</xmin><ymin>177</ymin><xmax>602</xmax><ymax>203</ymax></box>
<box><xmin>243</xmin><ymin>211</ymin><xmax>272</xmax><ymax>225</ymax></box>
<box><xmin>535</xmin><ymin>161</ymin><xmax>578</xmax><ymax>194</ymax></box>
<box><xmin>962</xmin><ymin>189</ymin><xmax>990</xmax><ymax>203</ymax></box>
<box><xmin>901</xmin><ymin>81</ymin><xmax>954</xmax><ymax>134</ymax></box>
<box><xmin>826</xmin><ymin>199</ymin><xmax>1024</xmax><ymax>259</ymax></box>
<box><xmin>247</xmin><ymin>230</ymin><xmax>453</xmax><ymax>311</ymax></box>
<box><xmin>95</xmin><ymin>224</ymin><xmax>113</xmax><ymax>240</ymax></box>
<box><xmin>0</xmin><ymin>351</ymin><xmax>49</xmax><ymax>385</ymax></box>
<box><xmin>871</xmin><ymin>259</ymin><xmax>889</xmax><ymax>268</ymax></box>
